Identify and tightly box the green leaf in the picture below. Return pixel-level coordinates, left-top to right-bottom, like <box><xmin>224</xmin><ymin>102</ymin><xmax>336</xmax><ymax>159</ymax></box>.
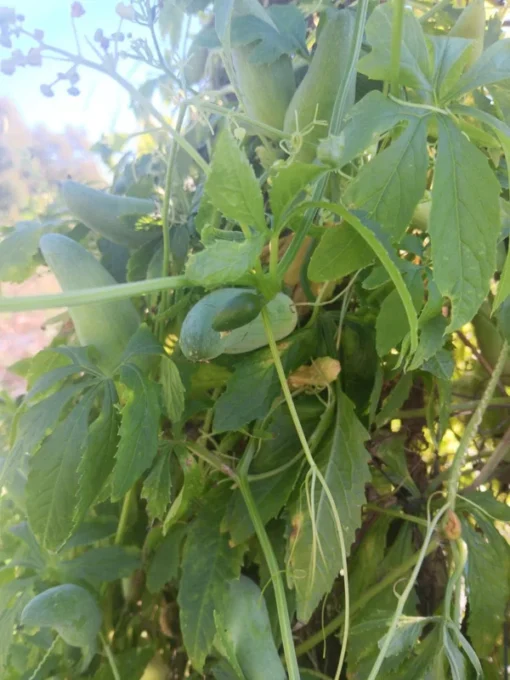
<box><xmin>77</xmin><ymin>381</ymin><xmax>118</xmax><ymax>519</ymax></box>
<box><xmin>430</xmin><ymin>36</ymin><xmax>476</xmax><ymax>103</ymax></box>
<box><xmin>407</xmin><ymin>314</ymin><xmax>448</xmax><ymax>370</ymax></box>
<box><xmin>60</xmin><ymin>518</ymin><xmax>118</xmax><ymax>552</ymax></box>
<box><xmin>230</xmin><ymin>15</ymin><xmax>287</xmax><ymax>64</ymax></box>
<box><xmin>306</xmin><ymin>203</ymin><xmax>420</xmax><ymax>351</ymax></box>
<box><xmin>308</xmin><ymin>223</ymin><xmax>375</xmax><ymax>282</ymax></box>
<box><xmin>270</xmin><ymin>162</ymin><xmax>325</xmax><ymax>229</ymax></box>
<box><xmin>25</xmin><ymin>364</ymin><xmax>84</xmax><ymax>402</ymax></box>
<box><xmin>160</xmin><ymin>357</ymin><xmax>185</xmax><ymax>422</ymax></box>
<box><xmin>287</xmin><ymin>390</ymin><xmax>370</xmax><ymax>622</ymax></box>
<box><xmin>222</xmin><ymin>400</ymin><xmax>320</xmax><ymax>545</ymax></box>
<box><xmin>422</xmin><ymin>349</ymin><xmax>455</xmax><ymax>380</ymax></box>
<box><xmin>0</xmin><ymin>220</ymin><xmax>52</xmax><ymax>283</ymax></box>
<box><xmin>494</xmin><ymin>245</ymin><xmax>510</xmax><ymax>311</ymax></box>
<box><xmin>178</xmin><ymin>488</ymin><xmax>244</xmax><ymax>671</ymax></box>
<box><xmin>461</xmin><ymin>516</ymin><xmax>510</xmax><ymax>658</ymax></box>
<box><xmin>119</xmin><ymin>324</ymin><xmax>163</xmax><ymax>365</ymax></box>
<box><xmin>430</xmin><ymin>117</ymin><xmax>501</xmax><ymax>331</ymax></box>
<box><xmin>347</xmin><ymin>524</ymin><xmax>420</xmax><ymax>677</ymax></box>
<box><xmin>375</xmin><ymin>372</ymin><xmax>414</xmax><ymax>428</ymax></box>
<box><xmin>215</xmin><ymin>575</ymin><xmax>286</xmax><ymax>680</ymax></box>
<box><xmin>458</xmin><ymin>491</ymin><xmax>510</xmax><ymax>522</ymax></box>
<box><xmin>376</xmin><ymin>436</ymin><xmax>420</xmax><ymax>496</ymax></box>
<box><xmin>60</xmin><ymin>546</ymin><xmax>141</xmax><ymax>587</ymax></box>
<box><xmin>163</xmin><ymin>445</ymin><xmax>205</xmax><ymax>532</ymax></box>
<box><xmin>320</xmin><ymin>91</ymin><xmax>429</xmax><ymax>169</ymax></box>
<box><xmin>379</xmin><ymin>616</ymin><xmax>429</xmax><ymax>657</ymax></box>
<box><xmin>0</xmin><ymin>579</ymin><xmax>33</xmax><ymax>672</ymax></box>
<box><xmin>111</xmin><ymin>364</ymin><xmax>161</xmax><ymax>500</ymax></box>
<box><xmin>26</xmin><ymin>388</ymin><xmax>98</xmax><ymax>551</ymax></box>
<box><xmin>442</xmin><ymin>625</ymin><xmax>467</xmax><ymax>680</ymax></box>
<box><xmin>375</xmin><ymin>266</ymin><xmax>424</xmax><ymax>357</ymax></box>
<box><xmin>142</xmin><ymin>448</ymin><xmax>173</xmax><ymax>522</ymax></box>
<box><xmin>146</xmin><ymin>525</ymin><xmax>186</xmax><ymax>594</ymax></box>
<box><xmin>345</xmin><ymin>117</ymin><xmax>429</xmax><ymax>240</ymax></box>
<box><xmin>213</xmin><ymin>329</ymin><xmax>317</xmax><ymax>433</ymax></box>
<box><xmin>185</xmin><ymin>235</ymin><xmax>264</xmax><ymax>288</ymax></box>
<box><xmin>358</xmin><ymin>5</ymin><xmax>432</xmax><ymax>92</ymax></box>
<box><xmin>2</xmin><ymin>382</ymin><xmax>85</xmax><ymax>487</ymax></box>
<box><xmin>452</xmin><ymin>38</ymin><xmax>510</xmax><ymax>98</ymax></box>
<box><xmin>205</xmin><ymin>130</ymin><xmax>266</xmax><ymax>233</ymax></box>
<box><xmin>21</xmin><ymin>584</ymin><xmax>101</xmax><ymax>650</ymax></box>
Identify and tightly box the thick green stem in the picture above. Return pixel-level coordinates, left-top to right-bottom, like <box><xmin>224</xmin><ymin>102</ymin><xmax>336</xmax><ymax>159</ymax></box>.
<box><xmin>100</xmin><ymin>634</ymin><xmax>121</xmax><ymax>680</ymax></box>
<box><xmin>236</xmin><ymin>474</ymin><xmax>300</xmax><ymax>680</ymax></box>
<box><xmin>0</xmin><ymin>275</ymin><xmax>190</xmax><ymax>312</ymax></box>
<box><xmin>294</xmin><ymin>539</ymin><xmax>440</xmax><ymax>657</ymax></box>
<box><xmin>447</xmin><ymin>340</ymin><xmax>508</xmax><ymax>510</ymax></box>
<box><xmin>389</xmin><ymin>0</ymin><xmax>405</xmax><ymax>96</ymax></box>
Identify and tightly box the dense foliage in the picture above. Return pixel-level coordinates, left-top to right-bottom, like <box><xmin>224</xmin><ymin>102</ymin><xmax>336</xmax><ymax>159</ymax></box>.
<box><xmin>1</xmin><ymin>0</ymin><xmax>510</xmax><ymax>678</ymax></box>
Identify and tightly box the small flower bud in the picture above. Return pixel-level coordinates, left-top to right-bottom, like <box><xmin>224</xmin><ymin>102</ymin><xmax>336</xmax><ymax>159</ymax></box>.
<box><xmin>11</xmin><ymin>49</ymin><xmax>26</xmax><ymax>66</ymax></box>
<box><xmin>115</xmin><ymin>2</ymin><xmax>136</xmax><ymax>21</ymax></box>
<box><xmin>40</xmin><ymin>83</ymin><xmax>54</xmax><ymax>97</ymax></box>
<box><xmin>99</xmin><ymin>36</ymin><xmax>109</xmax><ymax>50</ymax></box>
<box><xmin>112</xmin><ymin>31</ymin><xmax>124</xmax><ymax>42</ymax></box>
<box><xmin>71</xmin><ymin>2</ymin><xmax>85</xmax><ymax>18</ymax></box>
<box><xmin>69</xmin><ymin>71</ymin><xmax>80</xmax><ymax>84</ymax></box>
<box><xmin>0</xmin><ymin>8</ymin><xmax>16</xmax><ymax>24</ymax></box>
<box><xmin>0</xmin><ymin>58</ymin><xmax>15</xmax><ymax>75</ymax></box>
<box><xmin>33</xmin><ymin>28</ymin><xmax>44</xmax><ymax>41</ymax></box>
<box><xmin>67</xmin><ymin>86</ymin><xmax>80</xmax><ymax>96</ymax></box>
<box><xmin>93</xmin><ymin>28</ymin><xmax>103</xmax><ymax>42</ymax></box>
<box><xmin>26</xmin><ymin>47</ymin><xmax>42</xmax><ymax>66</ymax></box>
<box><xmin>0</xmin><ymin>34</ymin><xmax>11</xmax><ymax>48</ymax></box>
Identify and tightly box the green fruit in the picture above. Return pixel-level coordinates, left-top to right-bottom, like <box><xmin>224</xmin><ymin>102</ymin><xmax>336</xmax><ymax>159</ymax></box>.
<box><xmin>215</xmin><ymin>575</ymin><xmax>286</xmax><ymax>680</ymax></box>
<box><xmin>284</xmin><ymin>10</ymin><xmax>355</xmax><ymax>161</ymax></box>
<box><xmin>40</xmin><ymin>234</ymin><xmax>140</xmax><ymax>373</ymax></box>
<box><xmin>179</xmin><ymin>288</ymin><xmax>297</xmax><ymax>361</ymax></box>
<box><xmin>219</xmin><ymin>0</ymin><xmax>296</xmax><ymax>130</ymax></box>
<box><xmin>61</xmin><ymin>180</ymin><xmax>157</xmax><ymax>248</ymax></box>
<box><xmin>450</xmin><ymin>0</ymin><xmax>485</xmax><ymax>68</ymax></box>
<box><xmin>211</xmin><ymin>291</ymin><xmax>264</xmax><ymax>332</ymax></box>
<box><xmin>232</xmin><ymin>49</ymin><xmax>296</xmax><ymax>130</ymax></box>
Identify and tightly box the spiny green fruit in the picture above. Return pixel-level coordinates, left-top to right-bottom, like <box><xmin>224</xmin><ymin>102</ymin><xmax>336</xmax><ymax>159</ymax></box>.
<box><xmin>450</xmin><ymin>0</ymin><xmax>485</xmax><ymax>68</ymax></box>
<box><xmin>40</xmin><ymin>234</ymin><xmax>140</xmax><ymax>373</ymax></box>
<box><xmin>284</xmin><ymin>9</ymin><xmax>355</xmax><ymax>162</ymax></box>
<box><xmin>61</xmin><ymin>180</ymin><xmax>157</xmax><ymax>249</ymax></box>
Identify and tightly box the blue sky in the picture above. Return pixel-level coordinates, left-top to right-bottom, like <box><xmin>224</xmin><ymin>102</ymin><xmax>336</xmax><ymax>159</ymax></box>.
<box><xmin>2</xmin><ymin>0</ymin><xmax>154</xmax><ymax>141</ymax></box>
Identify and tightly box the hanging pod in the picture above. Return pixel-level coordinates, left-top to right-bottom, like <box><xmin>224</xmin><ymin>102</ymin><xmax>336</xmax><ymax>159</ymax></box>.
<box><xmin>284</xmin><ymin>9</ymin><xmax>355</xmax><ymax>162</ymax></box>
<box><xmin>60</xmin><ymin>180</ymin><xmax>157</xmax><ymax>249</ymax></box>
<box><xmin>40</xmin><ymin>234</ymin><xmax>140</xmax><ymax>373</ymax></box>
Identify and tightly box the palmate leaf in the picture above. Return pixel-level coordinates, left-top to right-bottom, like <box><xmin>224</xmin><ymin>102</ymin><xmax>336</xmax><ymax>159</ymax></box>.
<box><xmin>141</xmin><ymin>446</ymin><xmax>173</xmax><ymax>522</ymax></box>
<box><xmin>213</xmin><ymin>328</ymin><xmax>317</xmax><ymax>432</ymax></box>
<box><xmin>269</xmin><ymin>162</ymin><xmax>325</xmax><ymax>229</ymax></box>
<box><xmin>461</xmin><ymin>515</ymin><xmax>510</xmax><ymax>658</ymax></box>
<box><xmin>205</xmin><ymin>129</ymin><xmax>266</xmax><ymax>233</ymax></box>
<box><xmin>111</xmin><ymin>363</ymin><xmax>161</xmax><ymax>500</ymax></box>
<box><xmin>76</xmin><ymin>380</ymin><xmax>118</xmax><ymax>519</ymax></box>
<box><xmin>345</xmin><ymin>117</ymin><xmax>429</xmax><ymax>241</ymax></box>
<box><xmin>185</xmin><ymin>234</ymin><xmax>264</xmax><ymax>288</ymax></box>
<box><xmin>0</xmin><ymin>382</ymin><xmax>85</xmax><ymax>489</ymax></box>
<box><xmin>450</xmin><ymin>38</ymin><xmax>510</xmax><ymax>99</ymax></box>
<box><xmin>308</xmin><ymin>223</ymin><xmax>375</xmax><ymax>282</ymax></box>
<box><xmin>358</xmin><ymin>4</ymin><xmax>432</xmax><ymax>92</ymax></box>
<box><xmin>430</xmin><ymin>116</ymin><xmax>501</xmax><ymax>331</ymax></box>
<box><xmin>59</xmin><ymin>546</ymin><xmax>141</xmax><ymax>588</ymax></box>
<box><xmin>286</xmin><ymin>390</ymin><xmax>370</xmax><ymax>623</ymax></box>
<box><xmin>26</xmin><ymin>387</ymin><xmax>99</xmax><ymax>551</ymax></box>
<box><xmin>178</xmin><ymin>487</ymin><xmax>244</xmax><ymax>671</ymax></box>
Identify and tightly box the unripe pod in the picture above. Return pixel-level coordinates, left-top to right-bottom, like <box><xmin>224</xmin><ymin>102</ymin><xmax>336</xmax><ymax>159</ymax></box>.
<box><xmin>40</xmin><ymin>234</ymin><xmax>140</xmax><ymax>373</ymax></box>
<box><xmin>284</xmin><ymin>10</ymin><xmax>355</xmax><ymax>161</ymax></box>
<box><xmin>60</xmin><ymin>180</ymin><xmax>156</xmax><ymax>249</ymax></box>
